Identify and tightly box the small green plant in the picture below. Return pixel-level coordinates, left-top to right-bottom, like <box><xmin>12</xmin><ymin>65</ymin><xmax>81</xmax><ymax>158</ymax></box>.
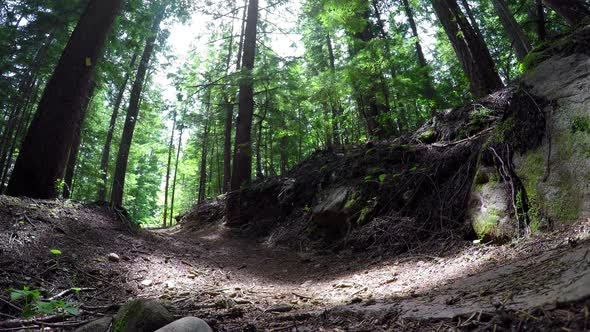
<box><xmin>9</xmin><ymin>287</ymin><xmax>80</xmax><ymax>318</ymax></box>
<box><xmin>54</xmin><ymin>179</ymin><xmax>65</xmax><ymax>193</ymax></box>
<box><xmin>303</xmin><ymin>205</ymin><xmax>312</xmax><ymax>213</ymax></box>
<box><xmin>378</xmin><ymin>174</ymin><xmax>387</xmax><ymax>184</ymax></box>
<box><xmin>49</xmin><ymin>249</ymin><xmax>62</xmax><ymax>255</ymax></box>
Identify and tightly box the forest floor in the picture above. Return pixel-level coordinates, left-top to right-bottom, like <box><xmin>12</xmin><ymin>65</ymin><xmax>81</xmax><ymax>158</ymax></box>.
<box><xmin>1</xmin><ymin>196</ymin><xmax>590</xmax><ymax>331</ymax></box>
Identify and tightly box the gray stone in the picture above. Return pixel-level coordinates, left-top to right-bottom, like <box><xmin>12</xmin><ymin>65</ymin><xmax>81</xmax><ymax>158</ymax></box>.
<box><xmin>155</xmin><ymin>317</ymin><xmax>213</xmax><ymax>332</ymax></box>
<box><xmin>108</xmin><ymin>253</ymin><xmax>120</xmax><ymax>262</ymax></box>
<box><xmin>113</xmin><ymin>299</ymin><xmax>174</xmax><ymax>332</ymax></box>
<box><xmin>74</xmin><ymin>317</ymin><xmax>112</xmax><ymax>332</ymax></box>
<box><xmin>311</xmin><ymin>187</ymin><xmax>353</xmax><ymax>230</ymax></box>
<box><xmin>467</xmin><ymin>167</ymin><xmax>516</xmax><ymax>242</ymax></box>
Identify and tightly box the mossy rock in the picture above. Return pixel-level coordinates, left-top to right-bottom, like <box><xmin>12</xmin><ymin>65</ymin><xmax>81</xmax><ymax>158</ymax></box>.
<box><xmin>417</xmin><ymin>129</ymin><xmax>437</xmax><ymax>144</ymax></box>
<box><xmin>468</xmin><ymin>167</ymin><xmax>517</xmax><ymax>243</ymax></box>
<box><xmin>113</xmin><ymin>299</ymin><xmax>174</xmax><ymax>332</ymax></box>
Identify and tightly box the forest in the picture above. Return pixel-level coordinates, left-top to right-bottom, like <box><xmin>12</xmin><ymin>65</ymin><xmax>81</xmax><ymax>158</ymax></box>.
<box><xmin>1</xmin><ymin>0</ymin><xmax>590</xmax><ymax>330</ymax></box>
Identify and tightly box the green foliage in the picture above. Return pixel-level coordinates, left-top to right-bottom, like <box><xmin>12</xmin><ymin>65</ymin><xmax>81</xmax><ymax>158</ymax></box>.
<box><xmin>9</xmin><ymin>287</ymin><xmax>79</xmax><ymax>318</ymax></box>
<box><xmin>571</xmin><ymin>114</ymin><xmax>590</xmax><ymax>134</ymax></box>
<box><xmin>49</xmin><ymin>249</ymin><xmax>62</xmax><ymax>255</ymax></box>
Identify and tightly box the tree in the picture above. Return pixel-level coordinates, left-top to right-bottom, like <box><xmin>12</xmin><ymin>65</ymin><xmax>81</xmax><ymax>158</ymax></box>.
<box><xmin>63</xmin><ymin>82</ymin><xmax>97</xmax><ymax>198</ymax></box>
<box><xmin>492</xmin><ymin>0</ymin><xmax>531</xmax><ymax>61</ymax></box>
<box><xmin>432</xmin><ymin>0</ymin><xmax>504</xmax><ymax>97</ymax></box>
<box><xmin>230</xmin><ymin>0</ymin><xmax>259</xmax><ymax>192</ymax></box>
<box><xmin>162</xmin><ymin>110</ymin><xmax>177</xmax><ymax>227</ymax></box>
<box><xmin>98</xmin><ymin>50</ymin><xmax>139</xmax><ymax>202</ymax></box>
<box><xmin>543</xmin><ymin>0</ymin><xmax>590</xmax><ymax>26</ymax></box>
<box><xmin>111</xmin><ymin>3</ymin><xmax>166</xmax><ymax>207</ymax></box>
<box><xmin>5</xmin><ymin>0</ymin><xmax>124</xmax><ymax>198</ymax></box>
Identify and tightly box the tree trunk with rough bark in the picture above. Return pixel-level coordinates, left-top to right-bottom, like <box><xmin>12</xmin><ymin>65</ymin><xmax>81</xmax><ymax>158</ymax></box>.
<box><xmin>111</xmin><ymin>4</ymin><xmax>165</xmax><ymax>206</ymax></box>
<box><xmin>230</xmin><ymin>0</ymin><xmax>259</xmax><ymax>192</ymax></box>
<box><xmin>492</xmin><ymin>0</ymin><xmax>532</xmax><ymax>61</ymax></box>
<box><xmin>98</xmin><ymin>51</ymin><xmax>139</xmax><ymax>202</ymax></box>
<box><xmin>6</xmin><ymin>0</ymin><xmax>123</xmax><ymax>198</ymax></box>
<box><xmin>543</xmin><ymin>0</ymin><xmax>590</xmax><ymax>26</ymax></box>
<box><xmin>170</xmin><ymin>126</ymin><xmax>183</xmax><ymax>225</ymax></box>
<box><xmin>432</xmin><ymin>0</ymin><xmax>504</xmax><ymax>97</ymax></box>
<box><xmin>226</xmin><ymin>0</ymin><xmax>259</xmax><ymax>226</ymax></box>
<box><xmin>198</xmin><ymin>116</ymin><xmax>210</xmax><ymax>203</ymax></box>
<box><xmin>162</xmin><ymin>110</ymin><xmax>176</xmax><ymax>227</ymax></box>
<box><xmin>63</xmin><ymin>82</ymin><xmax>96</xmax><ymax>199</ymax></box>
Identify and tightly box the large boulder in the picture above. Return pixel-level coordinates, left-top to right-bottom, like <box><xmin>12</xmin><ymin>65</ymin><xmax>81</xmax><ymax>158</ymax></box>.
<box><xmin>467</xmin><ymin>167</ymin><xmax>516</xmax><ymax>242</ymax></box>
<box><xmin>155</xmin><ymin>317</ymin><xmax>213</xmax><ymax>332</ymax></box>
<box><xmin>517</xmin><ymin>53</ymin><xmax>590</xmax><ymax>229</ymax></box>
<box><xmin>113</xmin><ymin>299</ymin><xmax>174</xmax><ymax>332</ymax></box>
<box><xmin>311</xmin><ymin>186</ymin><xmax>355</xmax><ymax>232</ymax></box>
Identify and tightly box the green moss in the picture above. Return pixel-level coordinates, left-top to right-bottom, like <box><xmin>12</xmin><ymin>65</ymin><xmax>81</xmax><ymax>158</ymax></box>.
<box><xmin>520</xmin><ymin>50</ymin><xmax>550</xmax><ymax>72</ymax></box>
<box><xmin>549</xmin><ymin>192</ymin><xmax>581</xmax><ymax>222</ymax></box>
<box><xmin>470</xmin><ymin>106</ymin><xmax>495</xmax><ymax>125</ymax></box>
<box><xmin>571</xmin><ymin>114</ymin><xmax>590</xmax><ymax>134</ymax></box>
<box><xmin>114</xmin><ymin>300</ymin><xmax>144</xmax><ymax>332</ymax></box>
<box><xmin>516</xmin><ymin>150</ymin><xmax>546</xmax><ymax>230</ymax></box>
<box><xmin>418</xmin><ymin>129</ymin><xmax>436</xmax><ymax>144</ymax></box>
<box><xmin>473</xmin><ymin>208</ymin><xmax>500</xmax><ymax>239</ymax></box>
<box><xmin>493</xmin><ymin>116</ymin><xmax>516</xmax><ymax>144</ymax></box>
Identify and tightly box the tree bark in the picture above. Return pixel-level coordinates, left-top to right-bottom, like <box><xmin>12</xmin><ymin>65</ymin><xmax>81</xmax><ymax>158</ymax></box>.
<box><xmin>110</xmin><ymin>4</ymin><xmax>165</xmax><ymax>206</ymax></box>
<box><xmin>226</xmin><ymin>0</ymin><xmax>259</xmax><ymax>226</ymax></box>
<box><xmin>535</xmin><ymin>0</ymin><xmax>547</xmax><ymax>41</ymax></box>
<box><xmin>432</xmin><ymin>0</ymin><xmax>504</xmax><ymax>97</ymax></box>
<box><xmin>198</xmin><ymin>115</ymin><xmax>210</xmax><ymax>203</ymax></box>
<box><xmin>326</xmin><ymin>33</ymin><xmax>342</xmax><ymax>145</ymax></box>
<box><xmin>492</xmin><ymin>0</ymin><xmax>532</xmax><ymax>61</ymax></box>
<box><xmin>170</xmin><ymin>126</ymin><xmax>183</xmax><ymax>225</ymax></box>
<box><xmin>5</xmin><ymin>0</ymin><xmax>123</xmax><ymax>198</ymax></box>
<box><xmin>162</xmin><ymin>110</ymin><xmax>176</xmax><ymax>227</ymax></box>
<box><xmin>63</xmin><ymin>82</ymin><xmax>96</xmax><ymax>199</ymax></box>
<box><xmin>543</xmin><ymin>0</ymin><xmax>590</xmax><ymax>26</ymax></box>
<box><xmin>98</xmin><ymin>51</ymin><xmax>139</xmax><ymax>202</ymax></box>
<box><xmin>230</xmin><ymin>0</ymin><xmax>259</xmax><ymax>191</ymax></box>
<box><xmin>459</xmin><ymin>0</ymin><xmax>483</xmax><ymax>37</ymax></box>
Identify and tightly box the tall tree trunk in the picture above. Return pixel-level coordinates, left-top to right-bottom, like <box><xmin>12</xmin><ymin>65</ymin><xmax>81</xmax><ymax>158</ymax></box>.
<box><xmin>0</xmin><ymin>85</ymin><xmax>38</xmax><ymax>193</ymax></box>
<box><xmin>326</xmin><ymin>33</ymin><xmax>342</xmax><ymax>145</ymax></box>
<box><xmin>402</xmin><ymin>0</ymin><xmax>437</xmax><ymax>102</ymax></box>
<box><xmin>279</xmin><ymin>116</ymin><xmax>289</xmax><ymax>176</ymax></box>
<box><xmin>63</xmin><ymin>82</ymin><xmax>96</xmax><ymax>199</ymax></box>
<box><xmin>227</xmin><ymin>0</ymin><xmax>259</xmax><ymax>226</ymax></box>
<box><xmin>432</xmin><ymin>0</ymin><xmax>504</xmax><ymax>97</ymax></box>
<box><xmin>459</xmin><ymin>0</ymin><xmax>483</xmax><ymax>37</ymax></box>
<box><xmin>535</xmin><ymin>0</ymin><xmax>547</xmax><ymax>41</ymax></box>
<box><xmin>222</xmin><ymin>101</ymin><xmax>233</xmax><ymax>193</ymax></box>
<box><xmin>162</xmin><ymin>111</ymin><xmax>176</xmax><ymax>227</ymax></box>
<box><xmin>98</xmin><ymin>51</ymin><xmax>139</xmax><ymax>201</ymax></box>
<box><xmin>111</xmin><ymin>4</ymin><xmax>165</xmax><ymax>206</ymax></box>
<box><xmin>170</xmin><ymin>126</ymin><xmax>183</xmax><ymax>225</ymax></box>
<box><xmin>543</xmin><ymin>0</ymin><xmax>590</xmax><ymax>26</ymax></box>
<box><xmin>198</xmin><ymin>116</ymin><xmax>210</xmax><ymax>203</ymax></box>
<box><xmin>230</xmin><ymin>0</ymin><xmax>259</xmax><ymax>191</ymax></box>
<box><xmin>5</xmin><ymin>0</ymin><xmax>123</xmax><ymax>198</ymax></box>
<box><xmin>0</xmin><ymin>32</ymin><xmax>51</xmax><ymax>177</ymax></box>
<box><xmin>492</xmin><ymin>0</ymin><xmax>532</xmax><ymax>61</ymax></box>
<box><xmin>255</xmin><ymin>97</ymin><xmax>269</xmax><ymax>179</ymax></box>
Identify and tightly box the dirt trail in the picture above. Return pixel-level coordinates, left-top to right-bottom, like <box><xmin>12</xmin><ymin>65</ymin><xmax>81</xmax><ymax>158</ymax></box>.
<box><xmin>1</xmin><ymin>197</ymin><xmax>589</xmax><ymax>331</ymax></box>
